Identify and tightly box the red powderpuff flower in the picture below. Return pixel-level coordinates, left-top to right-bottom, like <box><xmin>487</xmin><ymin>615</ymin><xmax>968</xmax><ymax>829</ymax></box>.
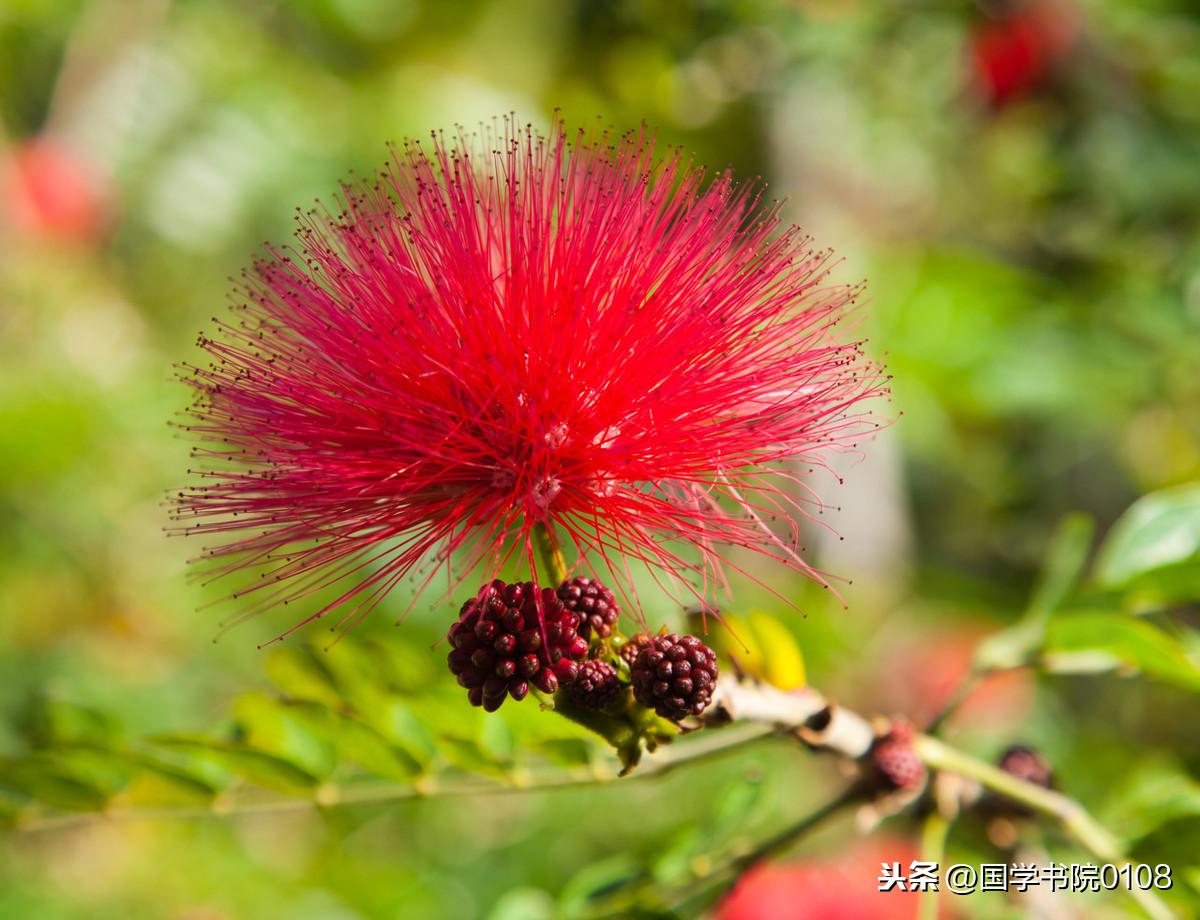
<box><xmin>173</xmin><ymin>116</ymin><xmax>884</xmax><ymax>637</ymax></box>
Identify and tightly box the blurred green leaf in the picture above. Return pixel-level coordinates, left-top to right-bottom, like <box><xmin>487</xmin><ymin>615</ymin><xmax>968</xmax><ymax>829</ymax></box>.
<box><xmin>264</xmin><ymin>645</ymin><xmax>344</xmax><ymax>708</ymax></box>
<box><xmin>976</xmin><ymin>513</ymin><xmax>1097</xmax><ymax>670</ymax></box>
<box><xmin>1103</xmin><ymin>759</ymin><xmax>1200</xmax><ymax>847</ymax></box>
<box><xmin>651</xmin><ymin>775</ymin><xmax>763</xmax><ymax>887</ymax></box>
<box><xmin>23</xmin><ymin>697</ymin><xmax>122</xmax><ymax>749</ymax></box>
<box><xmin>707</xmin><ymin>773</ymin><xmax>766</xmax><ymax>841</ymax></box>
<box><xmin>310</xmin><ymin>708</ymin><xmax>423</xmax><ymax>781</ymax></box>
<box><xmin>0</xmin><ymin>788</ymin><xmax>22</xmax><ymax>828</ymax></box>
<box><xmin>486</xmin><ymin>888</ymin><xmax>556</xmax><ymax>920</ymax></box>
<box><xmin>0</xmin><ymin>765</ymin><xmax>107</xmax><ymax>812</ymax></box>
<box><xmin>558</xmin><ymin>854</ymin><xmax>646</xmax><ymax>917</ymax></box>
<box><xmin>348</xmin><ymin>722</ymin><xmax>423</xmax><ymax>781</ymax></box>
<box><xmin>1096</xmin><ymin>483</ymin><xmax>1200</xmax><ymax>589</ymax></box>
<box><xmin>150</xmin><ymin>734</ymin><xmax>319</xmax><ymax>795</ymax></box>
<box><xmin>365</xmin><ymin>636</ymin><xmax>441</xmax><ymax>694</ymax></box>
<box><xmin>528</xmin><ymin>738</ymin><xmax>594</xmax><ymax>771</ymax></box>
<box><xmin>1129</xmin><ymin>817</ymin><xmax>1200</xmax><ymax>893</ymax></box>
<box><xmin>1042</xmin><ymin>612</ymin><xmax>1200</xmax><ymax>692</ymax></box>
<box><xmin>651</xmin><ymin>826</ymin><xmax>702</xmax><ymax>887</ymax></box>
<box><xmin>1122</xmin><ymin>563</ymin><xmax>1200</xmax><ymax>609</ymax></box>
<box><xmin>379</xmin><ymin>700</ymin><xmax>439</xmax><ymax>766</ymax></box>
<box><xmin>0</xmin><ymin>748</ymin><xmax>131</xmax><ymax>812</ymax></box>
<box><xmin>232</xmin><ymin>693</ymin><xmax>338</xmax><ymax>779</ymax></box>
<box><xmin>1028</xmin><ymin>513</ymin><xmax>1095</xmax><ymax>617</ymax></box>
<box><xmin>116</xmin><ymin>759</ymin><xmax>220</xmax><ymax>808</ymax></box>
<box><xmin>128</xmin><ymin>740</ymin><xmax>234</xmax><ymax>792</ymax></box>
<box><xmin>407</xmin><ymin>695</ymin><xmax>518</xmax><ymax>778</ymax></box>
<box><xmin>436</xmin><ymin>736</ymin><xmax>515</xmax><ymax>781</ymax></box>
<box><xmin>503</xmin><ymin>692</ymin><xmax>602</xmax><ymax>750</ymax></box>
<box><xmin>480</xmin><ymin>712</ymin><xmax>516</xmax><ymax>763</ymax></box>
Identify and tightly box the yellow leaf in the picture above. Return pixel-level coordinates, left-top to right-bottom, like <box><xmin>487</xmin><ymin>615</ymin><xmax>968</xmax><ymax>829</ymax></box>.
<box><xmin>688</xmin><ymin>609</ymin><xmax>805</xmax><ymax>690</ymax></box>
<box><xmin>746</xmin><ymin>611</ymin><xmax>806</xmax><ymax>690</ymax></box>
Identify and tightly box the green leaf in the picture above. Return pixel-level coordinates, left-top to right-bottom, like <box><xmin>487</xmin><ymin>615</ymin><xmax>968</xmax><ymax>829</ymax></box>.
<box><xmin>1129</xmin><ymin>817</ymin><xmax>1200</xmax><ymax>890</ymax></box>
<box><xmin>23</xmin><ymin>698</ymin><xmax>122</xmax><ymax>749</ymax></box>
<box><xmin>1103</xmin><ymin>759</ymin><xmax>1200</xmax><ymax>846</ymax></box>
<box><xmin>436</xmin><ymin>736</ymin><xmax>515</xmax><ymax>781</ymax></box>
<box><xmin>116</xmin><ymin>760</ymin><xmax>220</xmax><ymax>808</ymax></box>
<box><xmin>43</xmin><ymin>748</ymin><xmax>131</xmax><ymax>795</ymax></box>
<box><xmin>1112</xmin><ymin>560</ymin><xmax>1200</xmax><ymax>610</ymax></box>
<box><xmin>558</xmin><ymin>855</ymin><xmax>646</xmax><ymax>916</ymax></box>
<box><xmin>528</xmin><ymin>738</ymin><xmax>594</xmax><ymax>771</ymax></box>
<box><xmin>338</xmin><ymin>718</ymin><xmax>423</xmax><ymax>780</ymax></box>
<box><xmin>974</xmin><ymin>514</ymin><xmax>1095</xmax><ymax>671</ymax></box>
<box><xmin>0</xmin><ymin>790</ymin><xmax>22</xmax><ymax>827</ymax></box>
<box><xmin>1096</xmin><ymin>483</ymin><xmax>1200</xmax><ymax>589</ymax></box>
<box><xmin>486</xmin><ymin>888</ymin><xmax>556</xmax><ymax>920</ymax></box>
<box><xmin>1042</xmin><ymin>612</ymin><xmax>1200</xmax><ymax>691</ymax></box>
<box><xmin>650</xmin><ymin>775</ymin><xmax>764</xmax><ymax>887</ymax></box>
<box><xmin>480</xmin><ymin>713</ymin><xmax>516</xmax><ymax>763</ymax></box>
<box><xmin>150</xmin><ymin>735</ymin><xmax>319</xmax><ymax>795</ymax></box>
<box><xmin>1028</xmin><ymin>513</ymin><xmax>1094</xmax><ymax>617</ymax></box>
<box><xmin>0</xmin><ymin>750</ymin><xmax>129</xmax><ymax>812</ymax></box>
<box><xmin>406</xmin><ymin>695</ymin><xmax>517</xmax><ymax>777</ymax></box>
<box><xmin>651</xmin><ymin>826</ymin><xmax>703</xmax><ymax>886</ymax></box>
<box><xmin>503</xmin><ymin>693</ymin><xmax>602</xmax><ymax>748</ymax></box>
<box><xmin>0</xmin><ymin>769</ymin><xmax>107</xmax><ymax>812</ymax></box>
<box><xmin>355</xmin><ymin>636</ymin><xmax>439</xmax><ymax>695</ymax></box>
<box><xmin>232</xmin><ymin>694</ymin><xmax>339</xmax><ymax>779</ymax></box>
<box><xmin>133</xmin><ymin>738</ymin><xmax>235</xmax><ymax>791</ymax></box>
<box><xmin>265</xmin><ymin>645</ymin><xmax>344</xmax><ymax>708</ymax></box>
<box><xmin>379</xmin><ymin>701</ymin><xmax>438</xmax><ymax>766</ymax></box>
<box><xmin>288</xmin><ymin>704</ymin><xmax>423</xmax><ymax>782</ymax></box>
<box><xmin>707</xmin><ymin>774</ymin><xmax>766</xmax><ymax>841</ymax></box>
<box><xmin>214</xmin><ymin>747</ymin><xmax>321</xmax><ymax>795</ymax></box>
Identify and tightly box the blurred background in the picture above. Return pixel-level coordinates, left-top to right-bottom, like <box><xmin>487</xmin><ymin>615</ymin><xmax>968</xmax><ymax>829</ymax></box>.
<box><xmin>2</xmin><ymin>0</ymin><xmax>1199</xmax><ymax>917</ymax></box>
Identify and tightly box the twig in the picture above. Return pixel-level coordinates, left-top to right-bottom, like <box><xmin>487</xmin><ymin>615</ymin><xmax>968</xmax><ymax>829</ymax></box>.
<box><xmin>919</xmin><ymin>810</ymin><xmax>951</xmax><ymax>920</ymax></box>
<box><xmin>915</xmin><ymin>736</ymin><xmax>1175</xmax><ymax>920</ymax></box>
<box><xmin>707</xmin><ymin>677</ymin><xmax>1177</xmax><ymax>920</ymax></box>
<box><xmin>914</xmin><ymin>737</ymin><xmax>1120</xmax><ymax>858</ymax></box>
<box><xmin>13</xmin><ymin>722</ymin><xmax>772</xmax><ymax>836</ymax></box>
<box><xmin>708</xmin><ymin>678</ymin><xmax>874</xmax><ymax>757</ymax></box>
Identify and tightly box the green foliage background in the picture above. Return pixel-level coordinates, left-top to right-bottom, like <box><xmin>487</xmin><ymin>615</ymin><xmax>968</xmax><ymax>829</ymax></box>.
<box><xmin>1</xmin><ymin>1</ymin><xmax>1199</xmax><ymax>917</ymax></box>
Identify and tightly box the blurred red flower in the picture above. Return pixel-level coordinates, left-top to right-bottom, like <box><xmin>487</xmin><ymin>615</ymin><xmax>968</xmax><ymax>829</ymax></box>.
<box><xmin>872</xmin><ymin>627</ymin><xmax>1034</xmax><ymax>730</ymax></box>
<box><xmin>175</xmin><ymin>116</ymin><xmax>883</xmax><ymax>635</ymax></box>
<box><xmin>967</xmin><ymin>1</ymin><xmax>1080</xmax><ymax>107</ymax></box>
<box><xmin>1</xmin><ymin>138</ymin><xmax>106</xmax><ymax>242</ymax></box>
<box><xmin>719</xmin><ymin>837</ymin><xmax>922</xmax><ymax>920</ymax></box>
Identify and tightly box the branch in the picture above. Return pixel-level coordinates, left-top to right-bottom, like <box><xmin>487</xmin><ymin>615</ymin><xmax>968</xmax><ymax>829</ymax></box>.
<box><xmin>13</xmin><ymin>722</ymin><xmax>772</xmax><ymax>836</ymax></box>
<box><xmin>708</xmin><ymin>677</ymin><xmax>874</xmax><ymax>757</ymax></box>
<box><xmin>705</xmin><ymin>676</ymin><xmax>1177</xmax><ymax>920</ymax></box>
<box><xmin>913</xmin><ymin>736</ymin><xmax>1121</xmax><ymax>858</ymax></box>
<box><xmin>919</xmin><ymin>810</ymin><xmax>951</xmax><ymax>920</ymax></box>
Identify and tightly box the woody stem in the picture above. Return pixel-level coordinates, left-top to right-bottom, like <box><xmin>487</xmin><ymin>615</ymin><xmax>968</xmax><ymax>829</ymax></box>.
<box><xmin>710</xmin><ymin>679</ymin><xmax>1175</xmax><ymax>920</ymax></box>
